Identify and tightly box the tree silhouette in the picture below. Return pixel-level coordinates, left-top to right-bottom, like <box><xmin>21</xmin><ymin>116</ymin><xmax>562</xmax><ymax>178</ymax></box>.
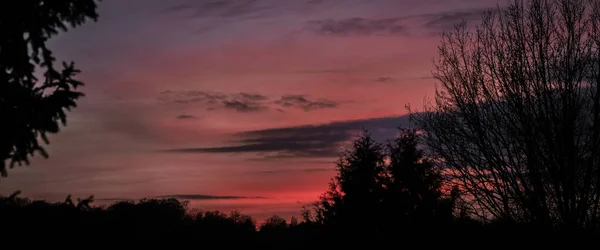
<box><xmin>0</xmin><ymin>0</ymin><xmax>100</xmax><ymax>177</ymax></box>
<box><xmin>383</xmin><ymin>127</ymin><xmax>445</xmax><ymax>227</ymax></box>
<box><xmin>312</xmin><ymin>128</ymin><xmax>456</xmax><ymax>237</ymax></box>
<box><xmin>260</xmin><ymin>214</ymin><xmax>288</xmax><ymax>232</ymax></box>
<box><xmin>410</xmin><ymin>0</ymin><xmax>600</xmax><ymax>229</ymax></box>
<box><xmin>315</xmin><ymin>129</ymin><xmax>386</xmax><ymax>235</ymax></box>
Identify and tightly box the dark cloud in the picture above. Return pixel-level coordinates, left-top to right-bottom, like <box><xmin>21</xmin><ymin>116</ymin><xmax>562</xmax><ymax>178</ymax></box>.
<box><xmin>158</xmin><ymin>90</ymin><xmax>226</xmax><ymax>104</ymax></box>
<box><xmin>161</xmin><ymin>114</ymin><xmax>413</xmax><ymax>159</ymax></box>
<box><xmin>164</xmin><ymin>1</ymin><xmax>495</xmax><ymax>37</ymax></box>
<box><xmin>159</xmin><ymin>90</ymin><xmax>269</xmax><ymax>113</ymax></box>
<box><xmin>295</xmin><ymin>68</ymin><xmax>355</xmax><ymax>74</ymax></box>
<box><xmin>252</xmin><ymin>167</ymin><xmax>333</xmax><ymax>175</ymax></box>
<box><xmin>163</xmin><ymin>0</ymin><xmax>277</xmax><ymax>20</ymax></box>
<box><xmin>159</xmin><ymin>90</ymin><xmax>338</xmax><ymax>113</ymax></box>
<box><xmin>223</xmin><ymin>100</ymin><xmax>268</xmax><ymax>113</ymax></box>
<box><xmin>419</xmin><ymin>6</ymin><xmax>510</xmax><ymax>34</ymax></box>
<box><xmin>176</xmin><ymin>115</ymin><xmax>196</xmax><ymax>119</ymax></box>
<box><xmin>235</xmin><ymin>92</ymin><xmax>269</xmax><ymax>101</ymax></box>
<box><xmin>303</xmin><ymin>7</ymin><xmax>496</xmax><ymax>38</ymax></box>
<box><xmin>98</xmin><ymin>194</ymin><xmax>264</xmax><ymax>201</ymax></box>
<box><xmin>274</xmin><ymin>95</ymin><xmax>338</xmax><ymax>111</ymax></box>
<box><xmin>163</xmin><ymin>0</ymin><xmax>348</xmax><ymax>21</ymax></box>
<box><xmin>306</xmin><ymin>17</ymin><xmax>405</xmax><ymax>36</ymax></box>
<box><xmin>422</xmin><ymin>10</ymin><xmax>487</xmax><ymax>31</ymax></box>
<box><xmin>153</xmin><ymin>194</ymin><xmax>265</xmax><ymax>200</ymax></box>
<box><xmin>375</xmin><ymin>76</ymin><xmax>395</xmax><ymax>82</ymax></box>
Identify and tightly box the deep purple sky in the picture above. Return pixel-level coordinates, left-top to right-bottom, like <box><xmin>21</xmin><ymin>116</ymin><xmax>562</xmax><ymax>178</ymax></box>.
<box><xmin>2</xmin><ymin>0</ymin><xmax>506</xmax><ymax>221</ymax></box>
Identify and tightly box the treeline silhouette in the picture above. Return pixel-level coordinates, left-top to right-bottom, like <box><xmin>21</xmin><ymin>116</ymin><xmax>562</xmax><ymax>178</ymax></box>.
<box><xmin>0</xmin><ymin>189</ymin><xmax>573</xmax><ymax>245</ymax></box>
<box><xmin>1</xmin><ymin>128</ymin><xmax>596</xmax><ymax>245</ymax></box>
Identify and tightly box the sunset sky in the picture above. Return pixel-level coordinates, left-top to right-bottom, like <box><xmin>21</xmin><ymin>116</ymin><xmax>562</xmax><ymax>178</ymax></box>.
<box><xmin>1</xmin><ymin>0</ymin><xmax>506</xmax><ymax>221</ymax></box>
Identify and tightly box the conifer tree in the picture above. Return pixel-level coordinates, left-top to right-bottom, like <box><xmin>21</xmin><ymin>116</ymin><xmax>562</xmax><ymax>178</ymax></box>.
<box><xmin>0</xmin><ymin>0</ymin><xmax>100</xmax><ymax>177</ymax></box>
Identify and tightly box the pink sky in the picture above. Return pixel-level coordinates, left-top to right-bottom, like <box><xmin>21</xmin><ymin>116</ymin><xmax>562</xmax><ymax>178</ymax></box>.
<box><xmin>0</xmin><ymin>0</ymin><xmax>506</xmax><ymax>222</ymax></box>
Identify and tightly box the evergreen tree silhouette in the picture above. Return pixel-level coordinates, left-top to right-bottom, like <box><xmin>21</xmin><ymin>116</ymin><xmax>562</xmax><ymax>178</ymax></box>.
<box><xmin>313</xmin><ymin>127</ymin><xmax>453</xmax><ymax>238</ymax></box>
<box><xmin>0</xmin><ymin>0</ymin><xmax>100</xmax><ymax>177</ymax></box>
<box><xmin>316</xmin><ymin>129</ymin><xmax>386</xmax><ymax>236</ymax></box>
<box><xmin>383</xmin><ymin>127</ymin><xmax>444</xmax><ymax>230</ymax></box>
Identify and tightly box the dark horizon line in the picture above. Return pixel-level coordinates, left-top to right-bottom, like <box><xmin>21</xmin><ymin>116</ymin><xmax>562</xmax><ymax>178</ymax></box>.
<box><xmin>154</xmin><ymin>194</ymin><xmax>268</xmax><ymax>200</ymax></box>
<box><xmin>95</xmin><ymin>194</ymin><xmax>268</xmax><ymax>201</ymax></box>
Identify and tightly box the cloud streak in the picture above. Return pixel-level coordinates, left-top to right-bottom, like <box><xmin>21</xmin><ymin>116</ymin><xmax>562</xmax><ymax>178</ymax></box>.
<box><xmin>153</xmin><ymin>194</ymin><xmax>266</xmax><ymax>200</ymax></box>
<box><xmin>306</xmin><ymin>17</ymin><xmax>405</xmax><ymax>36</ymax></box>
<box><xmin>421</xmin><ymin>9</ymin><xmax>490</xmax><ymax>31</ymax></box>
<box><xmin>252</xmin><ymin>167</ymin><xmax>333</xmax><ymax>175</ymax></box>
<box><xmin>163</xmin><ymin>0</ymin><xmax>274</xmax><ymax>19</ymax></box>
<box><xmin>176</xmin><ymin>115</ymin><xmax>196</xmax><ymax>119</ymax></box>
<box><xmin>97</xmin><ymin>194</ymin><xmax>265</xmax><ymax>201</ymax></box>
<box><xmin>304</xmin><ymin>6</ymin><xmax>495</xmax><ymax>37</ymax></box>
<box><xmin>161</xmin><ymin>114</ymin><xmax>412</xmax><ymax>159</ymax></box>
<box><xmin>222</xmin><ymin>99</ymin><xmax>268</xmax><ymax>113</ymax></box>
<box><xmin>275</xmin><ymin>95</ymin><xmax>338</xmax><ymax>111</ymax></box>
<box><xmin>159</xmin><ymin>90</ymin><xmax>340</xmax><ymax>113</ymax></box>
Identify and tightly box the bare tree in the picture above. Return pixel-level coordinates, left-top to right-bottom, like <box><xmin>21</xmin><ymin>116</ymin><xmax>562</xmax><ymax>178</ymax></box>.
<box><xmin>410</xmin><ymin>0</ymin><xmax>600</xmax><ymax>229</ymax></box>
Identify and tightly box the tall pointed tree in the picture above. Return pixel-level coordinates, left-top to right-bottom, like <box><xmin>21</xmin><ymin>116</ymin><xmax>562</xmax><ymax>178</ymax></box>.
<box><xmin>384</xmin><ymin>127</ymin><xmax>444</xmax><ymax>226</ymax></box>
<box><xmin>316</xmin><ymin>129</ymin><xmax>387</xmax><ymax>233</ymax></box>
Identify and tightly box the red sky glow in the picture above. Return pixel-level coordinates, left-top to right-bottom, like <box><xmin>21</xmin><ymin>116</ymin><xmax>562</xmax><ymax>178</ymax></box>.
<box><xmin>1</xmin><ymin>0</ymin><xmax>507</xmax><ymax>223</ymax></box>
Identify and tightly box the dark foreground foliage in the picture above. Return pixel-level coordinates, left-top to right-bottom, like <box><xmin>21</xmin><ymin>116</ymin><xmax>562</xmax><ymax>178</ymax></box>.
<box><xmin>0</xmin><ymin>193</ymin><xmax>596</xmax><ymax>247</ymax></box>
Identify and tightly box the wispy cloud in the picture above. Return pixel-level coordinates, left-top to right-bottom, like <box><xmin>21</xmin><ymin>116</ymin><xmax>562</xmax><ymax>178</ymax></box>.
<box><xmin>295</xmin><ymin>68</ymin><xmax>355</xmax><ymax>74</ymax></box>
<box><xmin>420</xmin><ymin>9</ymin><xmax>490</xmax><ymax>31</ymax></box>
<box><xmin>162</xmin><ymin>0</ymin><xmax>348</xmax><ymax>20</ymax></box>
<box><xmin>222</xmin><ymin>100</ymin><xmax>268</xmax><ymax>113</ymax></box>
<box><xmin>158</xmin><ymin>90</ymin><xmax>228</xmax><ymax>104</ymax></box>
<box><xmin>375</xmin><ymin>76</ymin><xmax>396</xmax><ymax>82</ymax></box>
<box><xmin>252</xmin><ymin>167</ymin><xmax>333</xmax><ymax>175</ymax></box>
<box><xmin>153</xmin><ymin>194</ymin><xmax>266</xmax><ymax>200</ymax></box>
<box><xmin>162</xmin><ymin>0</ymin><xmax>280</xmax><ymax>22</ymax></box>
<box><xmin>303</xmin><ymin>6</ymin><xmax>495</xmax><ymax>38</ymax></box>
<box><xmin>97</xmin><ymin>194</ymin><xmax>265</xmax><ymax>201</ymax></box>
<box><xmin>275</xmin><ymin>95</ymin><xmax>338</xmax><ymax>111</ymax></box>
<box><xmin>176</xmin><ymin>114</ymin><xmax>197</xmax><ymax>119</ymax></box>
<box><xmin>236</xmin><ymin>92</ymin><xmax>269</xmax><ymax>101</ymax></box>
<box><xmin>159</xmin><ymin>90</ymin><xmax>340</xmax><ymax>113</ymax></box>
<box><xmin>306</xmin><ymin>17</ymin><xmax>405</xmax><ymax>36</ymax></box>
<box><xmin>161</xmin><ymin>114</ymin><xmax>412</xmax><ymax>159</ymax></box>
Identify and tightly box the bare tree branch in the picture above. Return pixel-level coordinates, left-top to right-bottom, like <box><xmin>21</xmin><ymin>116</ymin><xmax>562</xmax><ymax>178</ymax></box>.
<box><xmin>411</xmin><ymin>0</ymin><xmax>600</xmax><ymax>229</ymax></box>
